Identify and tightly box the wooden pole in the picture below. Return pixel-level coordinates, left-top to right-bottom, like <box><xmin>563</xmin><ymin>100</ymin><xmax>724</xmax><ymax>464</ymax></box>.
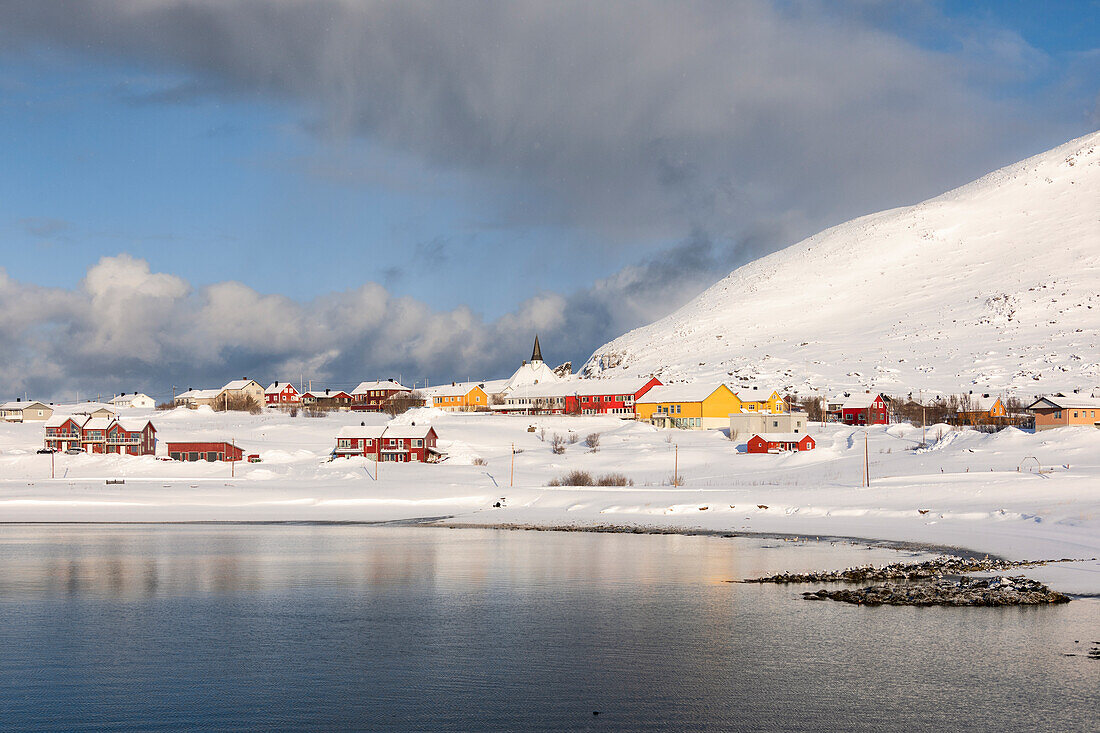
<box><xmin>674</xmin><ymin>443</ymin><xmax>679</xmax><ymax>487</ymax></box>
<box><xmin>510</xmin><ymin>443</ymin><xmax>515</xmax><ymax>487</ymax></box>
<box><xmin>864</xmin><ymin>431</ymin><xmax>869</xmax><ymax>487</ymax></box>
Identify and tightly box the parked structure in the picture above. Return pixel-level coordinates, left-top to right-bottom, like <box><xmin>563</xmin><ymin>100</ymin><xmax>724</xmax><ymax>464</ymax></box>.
<box><xmin>746</xmin><ymin>433</ymin><xmax>816</xmax><ymax>453</ymax></box>
<box><xmin>167</xmin><ymin>441</ymin><xmax>243</xmax><ymax>462</ymax></box>
<box><xmin>636</xmin><ymin>384</ymin><xmax>742</xmax><ymax>429</ymax></box>
<box><xmin>109</xmin><ymin>393</ymin><xmax>156</xmax><ymax>409</ymax></box>
<box><xmin>265</xmin><ymin>381</ymin><xmax>301</xmax><ymax>408</ymax></box>
<box><xmin>730</xmin><ymin>412</ymin><xmax>808</xmax><ymax>440</ymax></box>
<box><xmin>44</xmin><ymin>416</ymin><xmax>156</xmax><ymax>455</ymax></box>
<box><xmin>1025</xmin><ymin>395</ymin><xmax>1100</xmax><ymax>431</ymax></box>
<box><xmin>351</xmin><ymin>380</ymin><xmax>412</xmax><ymax>412</ymax></box>
<box><xmin>0</xmin><ymin>400</ymin><xmax>53</xmax><ymax>422</ymax></box>
<box><xmin>333</xmin><ymin>424</ymin><xmax>440</xmax><ymax>462</ymax></box>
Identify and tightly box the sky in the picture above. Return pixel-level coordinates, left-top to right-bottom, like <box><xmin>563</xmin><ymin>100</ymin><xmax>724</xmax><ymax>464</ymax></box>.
<box><xmin>0</xmin><ymin>0</ymin><xmax>1097</xmax><ymax>402</ymax></box>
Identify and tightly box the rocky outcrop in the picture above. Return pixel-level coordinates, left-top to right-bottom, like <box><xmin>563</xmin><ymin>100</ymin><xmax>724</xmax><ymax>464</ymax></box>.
<box><xmin>741</xmin><ymin>555</ymin><xmax>1082</xmax><ymax>584</ymax></box>
<box><xmin>802</xmin><ymin>575</ymin><xmax>1070</xmax><ymax>606</ymax></box>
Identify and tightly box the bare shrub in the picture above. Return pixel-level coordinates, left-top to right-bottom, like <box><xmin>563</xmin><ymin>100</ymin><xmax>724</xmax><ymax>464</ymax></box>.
<box><xmin>472</xmin><ymin>457</ymin><xmax>488</xmax><ymax>466</ymax></box>
<box><xmin>539</xmin><ymin>428</ymin><xmax>546</xmax><ymax>442</ymax></box>
<box><xmin>596</xmin><ymin>473</ymin><xmax>632</xmax><ymax>486</ymax></box>
<box><xmin>550</xmin><ymin>434</ymin><xmax>566</xmax><ymax>455</ymax></box>
<box><xmin>304</xmin><ymin>407</ymin><xmax>328</xmax><ymax>418</ymax></box>
<box><xmin>584</xmin><ymin>433</ymin><xmax>601</xmax><ymax>451</ymax></box>
<box><xmin>289</xmin><ymin>406</ymin><xmax>298</xmax><ymax>417</ymax></box>
<box><xmin>214</xmin><ymin>394</ymin><xmax>262</xmax><ymax>415</ymax></box>
<box><xmin>567</xmin><ymin>433</ymin><xmax>579</xmax><ymax>445</ymax></box>
<box><xmin>556</xmin><ymin>470</ymin><xmax>593</xmax><ymax>486</ymax></box>
<box><xmin>667</xmin><ymin>474</ymin><xmax>684</xmax><ymax>486</ymax></box>
<box><xmin>155</xmin><ymin>402</ymin><xmax>173</xmax><ymax>411</ymax></box>
<box><xmin>547</xmin><ymin>477</ymin><xmax>561</xmax><ymax>487</ymax></box>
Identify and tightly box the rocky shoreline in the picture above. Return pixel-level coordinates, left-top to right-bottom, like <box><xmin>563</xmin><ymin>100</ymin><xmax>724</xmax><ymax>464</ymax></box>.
<box><xmin>741</xmin><ymin>555</ymin><xmax>1082</xmax><ymax>584</ymax></box>
<box><xmin>801</xmin><ymin>575</ymin><xmax>1071</xmax><ymax>607</ymax></box>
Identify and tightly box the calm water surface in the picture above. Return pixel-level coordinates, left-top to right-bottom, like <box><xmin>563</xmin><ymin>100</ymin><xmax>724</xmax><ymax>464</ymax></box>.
<box><xmin>0</xmin><ymin>525</ymin><xmax>1096</xmax><ymax>731</ymax></box>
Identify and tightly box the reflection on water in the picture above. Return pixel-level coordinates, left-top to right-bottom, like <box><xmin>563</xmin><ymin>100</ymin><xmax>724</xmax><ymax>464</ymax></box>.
<box><xmin>0</xmin><ymin>525</ymin><xmax>1096</xmax><ymax>731</ymax></box>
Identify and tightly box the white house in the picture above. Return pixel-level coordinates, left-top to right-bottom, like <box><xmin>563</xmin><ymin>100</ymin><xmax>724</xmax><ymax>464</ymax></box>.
<box><xmin>110</xmin><ymin>392</ymin><xmax>156</xmax><ymax>409</ymax></box>
<box><xmin>0</xmin><ymin>400</ymin><xmax>53</xmax><ymax>422</ymax></box>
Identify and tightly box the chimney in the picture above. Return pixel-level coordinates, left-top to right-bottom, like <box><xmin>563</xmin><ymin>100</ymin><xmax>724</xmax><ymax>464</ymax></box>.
<box><xmin>275</xmin><ymin>381</ymin><xmax>279</xmax><ymax>387</ymax></box>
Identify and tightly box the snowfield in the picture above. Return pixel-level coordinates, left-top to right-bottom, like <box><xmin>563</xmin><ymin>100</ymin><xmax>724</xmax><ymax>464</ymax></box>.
<box><xmin>1</xmin><ymin>405</ymin><xmax>1098</xmax><ymax>594</ymax></box>
<box><xmin>583</xmin><ymin>130</ymin><xmax>1100</xmax><ymax>397</ymax></box>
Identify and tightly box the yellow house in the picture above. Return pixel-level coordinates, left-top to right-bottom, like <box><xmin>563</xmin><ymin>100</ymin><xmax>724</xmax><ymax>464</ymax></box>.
<box><xmin>735</xmin><ymin>389</ymin><xmax>788</xmax><ymax>413</ymax></box>
<box><xmin>635</xmin><ymin>384</ymin><xmax>742</xmax><ymax>429</ymax></box>
<box><xmin>425</xmin><ymin>382</ymin><xmax>490</xmax><ymax>412</ymax></box>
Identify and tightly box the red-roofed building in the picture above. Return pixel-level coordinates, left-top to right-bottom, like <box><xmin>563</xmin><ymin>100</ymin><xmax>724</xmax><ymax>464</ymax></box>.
<box><xmin>746</xmin><ymin>433</ymin><xmax>815</xmax><ymax>453</ymax></box>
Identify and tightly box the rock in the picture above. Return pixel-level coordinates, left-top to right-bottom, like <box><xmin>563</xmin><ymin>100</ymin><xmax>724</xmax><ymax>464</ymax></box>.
<box><xmin>802</xmin><ymin>575</ymin><xmax>1071</xmax><ymax>607</ymax></box>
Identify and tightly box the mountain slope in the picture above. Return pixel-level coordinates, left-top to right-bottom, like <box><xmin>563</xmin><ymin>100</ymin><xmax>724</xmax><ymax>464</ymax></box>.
<box><xmin>583</xmin><ymin>131</ymin><xmax>1100</xmax><ymax>396</ymax></box>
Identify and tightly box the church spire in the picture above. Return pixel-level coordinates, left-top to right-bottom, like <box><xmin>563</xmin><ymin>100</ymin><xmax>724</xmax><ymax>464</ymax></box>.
<box><xmin>531</xmin><ymin>334</ymin><xmax>543</xmax><ymax>363</ymax></box>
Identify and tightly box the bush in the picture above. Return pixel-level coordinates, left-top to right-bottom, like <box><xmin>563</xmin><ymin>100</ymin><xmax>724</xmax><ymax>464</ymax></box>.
<box><xmin>584</xmin><ymin>432</ymin><xmax>600</xmax><ymax>451</ymax></box>
<box><xmin>667</xmin><ymin>474</ymin><xmax>684</xmax><ymax>486</ymax></box>
<box><xmin>596</xmin><ymin>473</ymin><xmax>632</xmax><ymax>486</ymax></box>
<box><xmin>156</xmin><ymin>402</ymin><xmax>174</xmax><ymax>411</ymax></box>
<box><xmin>548</xmin><ymin>470</ymin><xmax>593</xmax><ymax>486</ymax></box>
<box><xmin>567</xmin><ymin>433</ymin><xmax>579</xmax><ymax>445</ymax></box>
<box><xmin>304</xmin><ymin>407</ymin><xmax>328</xmax><ymax>418</ymax></box>
<box><xmin>289</xmin><ymin>406</ymin><xmax>298</xmax><ymax>417</ymax></box>
<box><xmin>550</xmin><ymin>434</ymin><xmax>566</xmax><ymax>455</ymax></box>
<box><xmin>472</xmin><ymin>457</ymin><xmax>488</xmax><ymax>466</ymax></box>
<box><xmin>385</xmin><ymin>390</ymin><xmax>424</xmax><ymax>417</ymax></box>
<box><xmin>214</xmin><ymin>394</ymin><xmax>262</xmax><ymax>415</ymax></box>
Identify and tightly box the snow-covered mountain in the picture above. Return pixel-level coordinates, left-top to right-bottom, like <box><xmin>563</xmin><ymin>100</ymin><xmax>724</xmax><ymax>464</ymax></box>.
<box><xmin>583</xmin><ymin>131</ymin><xmax>1100</xmax><ymax>397</ymax></box>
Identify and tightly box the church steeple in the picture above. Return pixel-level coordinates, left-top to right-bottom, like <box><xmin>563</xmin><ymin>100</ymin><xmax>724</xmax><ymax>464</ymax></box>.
<box><xmin>531</xmin><ymin>334</ymin><xmax>543</xmax><ymax>363</ymax></box>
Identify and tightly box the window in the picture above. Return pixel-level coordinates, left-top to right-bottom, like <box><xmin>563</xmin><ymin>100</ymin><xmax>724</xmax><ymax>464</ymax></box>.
<box><xmin>1054</xmin><ymin>411</ymin><xmax>1061</xmax><ymax>419</ymax></box>
<box><xmin>414</xmin><ymin>439</ymin><xmax>423</xmax><ymax>447</ymax></box>
<box><xmin>1074</xmin><ymin>412</ymin><xmax>1079</xmax><ymax>418</ymax></box>
<box><xmin>189</xmin><ymin>452</ymin><xmax>200</xmax><ymax>462</ymax></box>
<box><xmin>206</xmin><ymin>452</ymin><xmax>218</xmax><ymax>462</ymax></box>
<box><xmin>170</xmin><ymin>452</ymin><xmax>181</xmax><ymax>460</ymax></box>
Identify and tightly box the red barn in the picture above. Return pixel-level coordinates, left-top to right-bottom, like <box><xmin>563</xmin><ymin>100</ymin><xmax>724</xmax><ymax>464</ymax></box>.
<box><xmin>265</xmin><ymin>381</ymin><xmax>301</xmax><ymax>408</ymax></box>
<box><xmin>351</xmin><ymin>380</ymin><xmax>412</xmax><ymax>412</ymax></box>
<box><xmin>167</xmin><ymin>441</ymin><xmax>244</xmax><ymax>462</ymax></box>
<box><xmin>840</xmin><ymin>393</ymin><xmax>890</xmax><ymax>425</ymax></box>
<box><xmin>746</xmin><ymin>433</ymin><xmax>815</xmax><ymax>453</ymax></box>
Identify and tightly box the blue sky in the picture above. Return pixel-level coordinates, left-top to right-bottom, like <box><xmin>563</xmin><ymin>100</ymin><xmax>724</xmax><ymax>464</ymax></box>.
<box><xmin>0</xmin><ymin>0</ymin><xmax>1096</xmax><ymax>398</ymax></box>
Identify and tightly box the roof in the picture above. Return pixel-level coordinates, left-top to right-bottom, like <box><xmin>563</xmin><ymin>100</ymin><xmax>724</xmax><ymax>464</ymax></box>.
<box><xmin>177</xmin><ymin>389</ymin><xmax>220</xmax><ymax>400</ymax></box>
<box><xmin>351</xmin><ymin>380</ymin><xmax>410</xmax><ymax>394</ymax></box>
<box><xmin>751</xmin><ymin>433</ymin><xmax>812</xmax><ymax>442</ymax></box>
<box><xmin>840</xmin><ymin>393</ymin><xmax>883</xmax><ymax>410</ymax></box>
<box><xmin>0</xmin><ymin>400</ymin><xmax>49</xmax><ymax>411</ymax></box>
<box><xmin>637</xmin><ymin>384</ymin><xmax>732</xmax><ymax>404</ymax></box>
<box><xmin>381</xmin><ymin>425</ymin><xmax>436</xmax><ymax>439</ymax></box>
<box><xmin>222</xmin><ymin>379</ymin><xmax>260</xmax><ymax>391</ymax></box>
<box><xmin>336</xmin><ymin>425</ymin><xmax>387</xmax><ymax>439</ymax></box>
<box><xmin>737</xmin><ymin>388</ymin><xmax>781</xmax><ymax>402</ymax></box>
<box><xmin>959</xmin><ymin>395</ymin><xmax>1003</xmax><ymax>412</ymax></box>
<box><xmin>422</xmin><ymin>382</ymin><xmax>485</xmax><ymax>398</ymax></box>
<box><xmin>1027</xmin><ymin>395</ymin><xmax>1100</xmax><ymax>410</ymax></box>
<box><xmin>83</xmin><ymin>417</ymin><xmax>113</xmax><ymax>431</ymax></box>
<box><xmin>265</xmin><ymin>382</ymin><xmax>299</xmax><ymax>395</ymax></box>
<box><xmin>115</xmin><ymin>419</ymin><xmax>152</xmax><ymax>432</ymax></box>
<box><xmin>46</xmin><ymin>414</ymin><xmax>86</xmax><ymax>428</ymax></box>
<box><xmin>302</xmin><ymin>389</ymin><xmax>352</xmax><ymax>399</ymax></box>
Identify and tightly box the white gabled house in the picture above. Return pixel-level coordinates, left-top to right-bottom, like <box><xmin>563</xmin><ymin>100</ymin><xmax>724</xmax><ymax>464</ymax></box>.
<box><xmin>109</xmin><ymin>392</ymin><xmax>156</xmax><ymax>409</ymax></box>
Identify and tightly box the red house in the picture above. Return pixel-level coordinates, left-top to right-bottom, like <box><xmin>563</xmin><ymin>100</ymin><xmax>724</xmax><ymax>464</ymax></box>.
<box><xmin>44</xmin><ymin>415</ymin><xmax>156</xmax><ymax>456</ymax></box>
<box><xmin>265</xmin><ymin>381</ymin><xmax>301</xmax><ymax>408</ymax></box>
<box><xmin>502</xmin><ymin>376</ymin><xmax>662</xmax><ymax>416</ymax></box>
<box><xmin>351</xmin><ymin>380</ymin><xmax>412</xmax><ymax>412</ymax></box>
<box><xmin>167</xmin><ymin>441</ymin><xmax>244</xmax><ymax>462</ymax></box>
<box><xmin>839</xmin><ymin>393</ymin><xmax>890</xmax><ymax>426</ymax></box>
<box><xmin>333</xmin><ymin>424</ymin><xmax>440</xmax><ymax>462</ymax></box>
<box><xmin>747</xmin><ymin>433</ymin><xmax>815</xmax><ymax>453</ymax></box>
<box><xmin>300</xmin><ymin>388</ymin><xmax>354</xmax><ymax>411</ymax></box>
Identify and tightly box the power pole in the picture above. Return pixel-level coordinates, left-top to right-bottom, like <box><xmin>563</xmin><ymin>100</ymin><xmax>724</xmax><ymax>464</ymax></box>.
<box><xmin>864</xmin><ymin>431</ymin><xmax>870</xmax><ymax>487</ymax></box>
<box><xmin>673</xmin><ymin>444</ymin><xmax>679</xmax><ymax>487</ymax></box>
<box><xmin>510</xmin><ymin>443</ymin><xmax>515</xmax><ymax>487</ymax></box>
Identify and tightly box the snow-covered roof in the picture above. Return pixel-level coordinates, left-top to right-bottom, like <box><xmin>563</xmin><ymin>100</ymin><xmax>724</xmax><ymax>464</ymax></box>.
<box><xmin>752</xmin><ymin>433</ymin><xmax>811</xmax><ymax>442</ymax></box>
<box><xmin>637</xmin><ymin>384</ymin><xmax>731</xmax><ymax>404</ymax></box>
<box><xmin>83</xmin><ymin>417</ymin><xmax>113</xmax><ymax>431</ymax></box>
<box><xmin>1028</xmin><ymin>395</ymin><xmax>1100</xmax><ymax>410</ymax></box>
<box><xmin>422</xmin><ymin>382</ymin><xmax>484</xmax><ymax>398</ymax></box>
<box><xmin>178</xmin><ymin>389</ymin><xmax>220</xmax><ymax>400</ymax></box>
<box><xmin>222</xmin><ymin>379</ymin><xmax>259</xmax><ymax>391</ymax></box>
<box><xmin>351</xmin><ymin>380</ymin><xmax>409</xmax><ymax>395</ymax></box>
<box><xmin>961</xmin><ymin>395</ymin><xmax>1003</xmax><ymax>412</ymax></box>
<box><xmin>500</xmin><ymin>359</ymin><xmax>562</xmax><ymax>392</ymax></box>
<box><xmin>336</xmin><ymin>425</ymin><xmax>387</xmax><ymax>439</ymax></box>
<box><xmin>302</xmin><ymin>389</ymin><xmax>352</xmax><ymax>399</ymax></box>
<box><xmin>840</xmin><ymin>393</ymin><xmax>882</xmax><ymax>410</ymax></box>
<box><xmin>45</xmin><ymin>414</ymin><xmax>85</xmax><ymax>428</ymax></box>
<box><xmin>115</xmin><ymin>419</ymin><xmax>151</xmax><ymax>432</ymax></box>
<box><xmin>382</xmin><ymin>425</ymin><xmax>436</xmax><ymax>439</ymax></box>
<box><xmin>737</xmin><ymin>388</ymin><xmax>781</xmax><ymax>402</ymax></box>
<box><xmin>0</xmin><ymin>400</ymin><xmax>48</xmax><ymax>411</ymax></box>
<box><xmin>480</xmin><ymin>379</ymin><xmax>511</xmax><ymax>395</ymax></box>
<box><xmin>265</xmin><ymin>382</ymin><xmax>299</xmax><ymax>395</ymax></box>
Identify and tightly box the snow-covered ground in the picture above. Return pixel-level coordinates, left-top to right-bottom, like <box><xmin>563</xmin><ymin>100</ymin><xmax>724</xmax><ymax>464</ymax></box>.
<box><xmin>583</xmin><ymin>130</ymin><xmax>1100</xmax><ymax>397</ymax></box>
<box><xmin>1</xmin><ymin>405</ymin><xmax>1098</xmax><ymax>593</ymax></box>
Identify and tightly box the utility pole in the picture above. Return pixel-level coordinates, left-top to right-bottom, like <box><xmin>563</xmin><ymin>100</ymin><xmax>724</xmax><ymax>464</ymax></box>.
<box><xmin>51</xmin><ymin>450</ymin><xmax>55</xmax><ymax>479</ymax></box>
<box><xmin>231</xmin><ymin>439</ymin><xmax>235</xmax><ymax>478</ymax></box>
<box><xmin>510</xmin><ymin>443</ymin><xmax>515</xmax><ymax>487</ymax></box>
<box><xmin>673</xmin><ymin>444</ymin><xmax>679</xmax><ymax>487</ymax></box>
<box><xmin>864</xmin><ymin>431</ymin><xmax>870</xmax><ymax>488</ymax></box>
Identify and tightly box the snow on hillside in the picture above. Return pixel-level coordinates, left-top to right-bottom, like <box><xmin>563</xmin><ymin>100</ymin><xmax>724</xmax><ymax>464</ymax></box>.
<box><xmin>583</xmin><ymin>131</ymin><xmax>1100</xmax><ymax>397</ymax></box>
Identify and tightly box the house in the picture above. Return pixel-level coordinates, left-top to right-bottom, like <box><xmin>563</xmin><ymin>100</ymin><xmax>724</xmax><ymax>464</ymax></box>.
<box><xmin>735</xmin><ymin>389</ymin><xmax>788</xmax><ymax>413</ymax></box>
<box><xmin>300</xmin><ymin>388</ymin><xmax>354</xmax><ymax>411</ymax></box>
<box><xmin>730</xmin><ymin>412</ymin><xmax>808</xmax><ymax>440</ymax></box>
<box><xmin>746</xmin><ymin>433</ymin><xmax>816</xmax><ymax>453</ymax></box>
<box><xmin>44</xmin><ymin>415</ymin><xmax>88</xmax><ymax>452</ymax></box>
<box><xmin>174</xmin><ymin>388</ymin><xmax>221</xmax><ymax>409</ymax></box>
<box><xmin>73</xmin><ymin>404</ymin><xmax>117</xmax><ymax>420</ymax></box>
<box><xmin>105</xmin><ymin>419</ymin><xmax>157</xmax><ymax>455</ymax></box>
<box><xmin>956</xmin><ymin>394</ymin><xmax>1009</xmax><ymax>426</ymax></box>
<box><xmin>265</xmin><ymin>381</ymin><xmax>301</xmax><ymax>408</ymax></box>
<box><xmin>825</xmin><ymin>395</ymin><xmax>847</xmax><ymax>422</ymax></box>
<box><xmin>167</xmin><ymin>441</ymin><xmax>244</xmax><ymax>462</ymax></box>
<box><xmin>635</xmin><ymin>384</ymin><xmax>742</xmax><ymax>429</ymax></box>
<box><xmin>109</xmin><ymin>392</ymin><xmax>156</xmax><ymax>409</ymax></box>
<box><xmin>1025</xmin><ymin>395</ymin><xmax>1100</xmax><ymax>431</ymax></box>
<box><xmin>350</xmin><ymin>380</ymin><xmax>411</xmax><ymax>412</ymax></box>
<box><xmin>332</xmin><ymin>424</ymin><xmax>441</xmax><ymax>462</ymax></box>
<box><xmin>44</xmin><ymin>415</ymin><xmax>156</xmax><ymax>455</ymax></box>
<box><xmin>0</xmin><ymin>400</ymin><xmax>53</xmax><ymax>422</ymax></box>
<box><xmin>422</xmin><ymin>382</ymin><xmax>490</xmax><ymax>412</ymax></box>
<box><xmin>218</xmin><ymin>379</ymin><xmax>265</xmax><ymax>408</ymax></box>
<box><xmin>838</xmin><ymin>393</ymin><xmax>890</xmax><ymax>426</ymax></box>
<box><xmin>334</xmin><ymin>425</ymin><xmax>388</xmax><ymax>458</ymax></box>
<box><xmin>499</xmin><ymin>376</ymin><xmax>662</xmax><ymax>417</ymax></box>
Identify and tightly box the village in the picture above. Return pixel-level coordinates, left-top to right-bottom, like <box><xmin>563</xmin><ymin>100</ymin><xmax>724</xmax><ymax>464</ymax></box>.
<box><xmin>1</xmin><ymin>337</ymin><xmax>1097</xmax><ymax>468</ymax></box>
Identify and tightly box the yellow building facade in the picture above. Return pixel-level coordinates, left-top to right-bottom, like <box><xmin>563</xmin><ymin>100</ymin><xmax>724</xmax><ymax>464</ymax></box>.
<box><xmin>636</xmin><ymin>384</ymin><xmax>743</xmax><ymax>429</ymax></box>
<box><xmin>429</xmin><ymin>384</ymin><xmax>489</xmax><ymax>412</ymax></box>
<box><xmin>736</xmin><ymin>390</ymin><xmax>788</xmax><ymax>413</ymax></box>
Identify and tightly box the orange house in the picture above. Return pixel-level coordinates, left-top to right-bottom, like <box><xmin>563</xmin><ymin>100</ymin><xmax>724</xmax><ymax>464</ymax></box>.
<box><xmin>1026</xmin><ymin>396</ymin><xmax>1100</xmax><ymax>431</ymax></box>
<box><xmin>425</xmin><ymin>382</ymin><xmax>490</xmax><ymax>412</ymax></box>
<box><xmin>956</xmin><ymin>394</ymin><xmax>1008</xmax><ymax>426</ymax></box>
